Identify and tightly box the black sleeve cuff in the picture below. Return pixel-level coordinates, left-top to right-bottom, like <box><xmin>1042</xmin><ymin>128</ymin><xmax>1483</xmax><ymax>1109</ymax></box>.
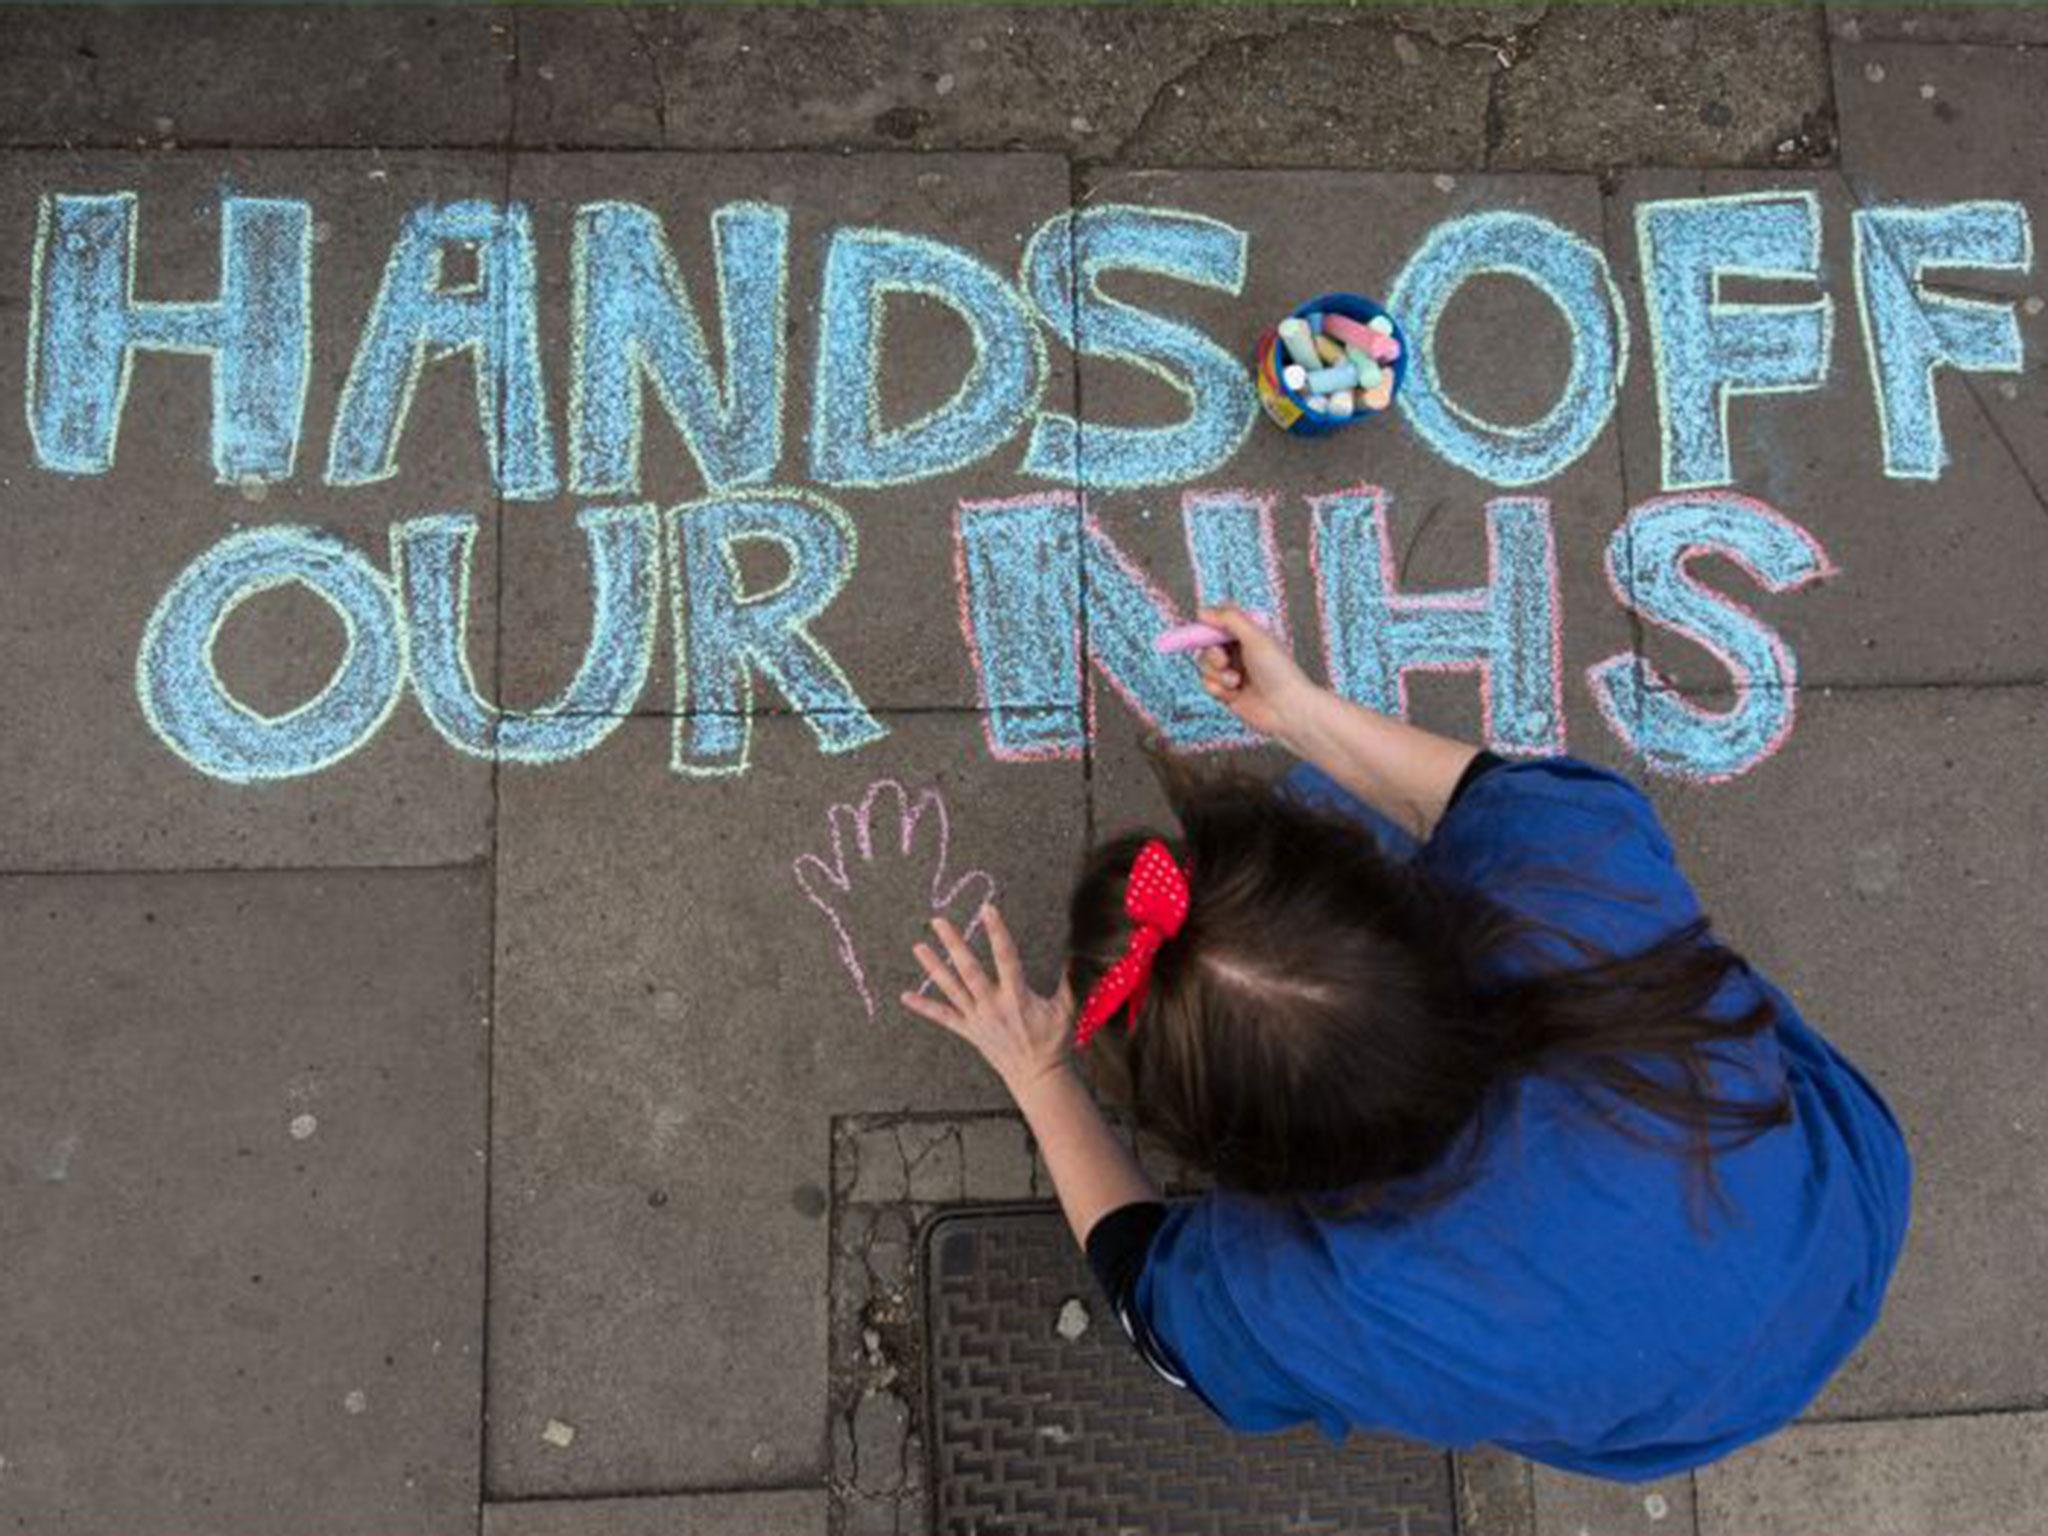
<box><xmin>1447</xmin><ymin>750</ymin><xmax>1505</xmax><ymax>813</ymax></box>
<box><xmin>1085</xmin><ymin>1200</ymin><xmax>1168</xmax><ymax>1309</ymax></box>
<box><xmin>1085</xmin><ymin>1199</ymin><xmax>1213</xmax><ymax>1403</ymax></box>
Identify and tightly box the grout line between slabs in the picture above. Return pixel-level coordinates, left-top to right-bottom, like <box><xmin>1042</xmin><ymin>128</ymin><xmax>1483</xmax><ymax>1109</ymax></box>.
<box><xmin>477</xmin><ymin>30</ymin><xmax>518</xmax><ymax>1514</ymax></box>
<box><xmin>1068</xmin><ymin>154</ymin><xmax>1098</xmax><ymax>853</ymax></box>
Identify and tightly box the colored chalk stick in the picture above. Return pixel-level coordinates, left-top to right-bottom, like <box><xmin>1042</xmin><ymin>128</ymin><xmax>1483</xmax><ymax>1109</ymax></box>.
<box><xmin>1308</xmin><ymin>393</ymin><xmax>1331</xmax><ymax>413</ymax></box>
<box><xmin>1154</xmin><ymin>610</ymin><xmax>1274</xmax><ymax>654</ymax></box>
<box><xmin>1314</xmin><ymin>334</ymin><xmax>1346</xmax><ymax>366</ymax></box>
<box><xmin>1368</xmin><ymin>314</ymin><xmax>1394</xmax><ymax>335</ymax></box>
<box><xmin>1363</xmin><ymin>383</ymin><xmax>1393</xmax><ymax>411</ymax></box>
<box><xmin>1327</xmin><ymin>390</ymin><xmax>1355</xmax><ymax>418</ymax></box>
<box><xmin>1319</xmin><ymin>313</ymin><xmax>1379</xmax><ymax>354</ymax></box>
<box><xmin>1343</xmin><ymin>346</ymin><xmax>1384</xmax><ymax>390</ymax></box>
<box><xmin>1155</xmin><ymin>621</ymin><xmax>1237</xmax><ymax>654</ymax></box>
<box><xmin>1283</xmin><ymin>363</ymin><xmax>1309</xmax><ymax>392</ymax></box>
<box><xmin>1305</xmin><ymin>361</ymin><xmax>1360</xmax><ymax>393</ymax></box>
<box><xmin>1278</xmin><ymin>317</ymin><xmax>1322</xmax><ymax>370</ymax></box>
<box><xmin>1305</xmin><ymin>311</ymin><xmax>1326</xmax><ymax>333</ymax></box>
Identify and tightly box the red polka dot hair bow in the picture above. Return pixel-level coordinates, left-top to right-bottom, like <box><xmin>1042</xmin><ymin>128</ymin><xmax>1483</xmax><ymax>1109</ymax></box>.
<box><xmin>1075</xmin><ymin>838</ymin><xmax>1191</xmax><ymax>1049</ymax></box>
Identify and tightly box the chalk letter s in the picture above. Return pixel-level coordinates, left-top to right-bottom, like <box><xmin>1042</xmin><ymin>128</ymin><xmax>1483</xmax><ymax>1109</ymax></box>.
<box><xmin>1387</xmin><ymin>210</ymin><xmax>1627</xmax><ymax>488</ymax></box>
<box><xmin>1018</xmin><ymin>205</ymin><xmax>1255</xmax><ymax>489</ymax></box>
<box><xmin>1637</xmin><ymin>192</ymin><xmax>1832</xmax><ymax>491</ymax></box>
<box><xmin>28</xmin><ymin>191</ymin><xmax>311</xmax><ymax>483</ymax></box>
<box><xmin>669</xmin><ymin>489</ymin><xmax>886</xmax><ymax>775</ymax></box>
<box><xmin>810</xmin><ymin>229</ymin><xmax>1045</xmax><ymax>488</ymax></box>
<box><xmin>1588</xmin><ymin>492</ymin><xmax>1834</xmax><ymax>782</ymax></box>
<box><xmin>326</xmin><ymin>200</ymin><xmax>558</xmax><ymax>500</ymax></box>
<box><xmin>1853</xmin><ymin>201</ymin><xmax>2032</xmax><ymax>480</ymax></box>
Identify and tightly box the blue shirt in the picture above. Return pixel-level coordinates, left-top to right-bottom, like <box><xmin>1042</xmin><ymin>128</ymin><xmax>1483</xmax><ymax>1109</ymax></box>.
<box><xmin>1132</xmin><ymin>757</ymin><xmax>1912</xmax><ymax>1479</ymax></box>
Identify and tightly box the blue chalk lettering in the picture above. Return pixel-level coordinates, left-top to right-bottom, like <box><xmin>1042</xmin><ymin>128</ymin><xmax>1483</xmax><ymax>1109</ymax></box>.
<box><xmin>1853</xmin><ymin>201</ymin><xmax>2033</xmax><ymax>480</ymax></box>
<box><xmin>136</xmin><ymin>526</ymin><xmax>405</xmax><ymax>782</ymax></box>
<box><xmin>1587</xmin><ymin>492</ymin><xmax>1832</xmax><ymax>781</ymax></box>
<box><xmin>1182</xmin><ymin>491</ymin><xmax>1285</xmax><ymax>629</ymax></box>
<box><xmin>28</xmin><ymin>191</ymin><xmax>311</xmax><ymax>482</ymax></box>
<box><xmin>570</xmin><ymin>202</ymin><xmax>789</xmax><ymax>497</ymax></box>
<box><xmin>953</xmin><ymin>494</ymin><xmax>1087</xmax><ymax>759</ymax></box>
<box><xmin>1018</xmin><ymin>205</ymin><xmax>1255</xmax><ymax>489</ymax></box>
<box><xmin>953</xmin><ymin>491</ymin><xmax>1277</xmax><ymax>756</ymax></box>
<box><xmin>326</xmin><ymin>200</ymin><xmax>558</xmax><ymax>500</ymax></box>
<box><xmin>1637</xmin><ymin>192</ymin><xmax>1833</xmax><ymax>491</ymax></box>
<box><xmin>1385</xmin><ymin>210</ymin><xmax>1628</xmax><ymax>488</ymax></box>
<box><xmin>1085</xmin><ymin>505</ymin><xmax>1267</xmax><ymax>749</ymax></box>
<box><xmin>810</xmin><ymin>229</ymin><xmax>1045</xmax><ymax>488</ymax></box>
<box><xmin>396</xmin><ymin>504</ymin><xmax>660</xmax><ymax>762</ymax></box>
<box><xmin>668</xmin><ymin>489</ymin><xmax>886</xmax><ymax>775</ymax></box>
<box><xmin>1311</xmin><ymin>487</ymin><xmax>1562</xmax><ymax>754</ymax></box>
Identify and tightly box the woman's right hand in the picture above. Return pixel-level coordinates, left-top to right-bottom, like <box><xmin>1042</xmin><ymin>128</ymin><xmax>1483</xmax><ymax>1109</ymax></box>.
<box><xmin>1193</xmin><ymin>604</ymin><xmax>1324</xmax><ymax>745</ymax></box>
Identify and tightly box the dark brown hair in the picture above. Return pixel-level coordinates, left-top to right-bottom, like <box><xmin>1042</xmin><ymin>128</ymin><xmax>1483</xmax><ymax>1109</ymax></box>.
<box><xmin>1068</xmin><ymin>758</ymin><xmax>1791</xmax><ymax>1211</ymax></box>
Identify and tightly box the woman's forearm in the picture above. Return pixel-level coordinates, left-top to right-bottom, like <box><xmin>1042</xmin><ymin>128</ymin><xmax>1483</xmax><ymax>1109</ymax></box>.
<box><xmin>1281</xmin><ymin>687</ymin><xmax>1479</xmax><ymax>840</ymax></box>
<box><xmin>1009</xmin><ymin>1062</ymin><xmax>1161</xmax><ymax>1247</ymax></box>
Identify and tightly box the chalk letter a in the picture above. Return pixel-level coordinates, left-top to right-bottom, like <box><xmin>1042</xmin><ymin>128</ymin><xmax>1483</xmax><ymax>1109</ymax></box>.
<box><xmin>326</xmin><ymin>200</ymin><xmax>558</xmax><ymax>500</ymax></box>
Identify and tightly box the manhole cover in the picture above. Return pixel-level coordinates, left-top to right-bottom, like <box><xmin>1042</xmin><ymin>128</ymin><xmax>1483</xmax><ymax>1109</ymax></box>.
<box><xmin>924</xmin><ymin>1208</ymin><xmax>1456</xmax><ymax>1536</ymax></box>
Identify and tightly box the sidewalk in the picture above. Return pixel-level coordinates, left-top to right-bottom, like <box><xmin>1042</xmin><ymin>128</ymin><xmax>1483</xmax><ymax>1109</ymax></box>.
<box><xmin>1</xmin><ymin>6</ymin><xmax>2043</xmax><ymax>1534</ymax></box>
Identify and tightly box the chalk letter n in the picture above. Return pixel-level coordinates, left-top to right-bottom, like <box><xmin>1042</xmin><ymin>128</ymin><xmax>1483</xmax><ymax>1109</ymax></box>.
<box><xmin>570</xmin><ymin>202</ymin><xmax>789</xmax><ymax>497</ymax></box>
<box><xmin>954</xmin><ymin>490</ymin><xmax>1283</xmax><ymax>758</ymax></box>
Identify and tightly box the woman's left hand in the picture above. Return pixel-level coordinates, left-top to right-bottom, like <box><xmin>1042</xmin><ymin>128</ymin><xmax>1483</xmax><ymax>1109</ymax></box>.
<box><xmin>903</xmin><ymin>905</ymin><xmax>1075</xmax><ymax>1096</ymax></box>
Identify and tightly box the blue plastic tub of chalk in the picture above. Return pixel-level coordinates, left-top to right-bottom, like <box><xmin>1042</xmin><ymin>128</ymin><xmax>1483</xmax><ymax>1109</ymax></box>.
<box><xmin>1256</xmin><ymin>291</ymin><xmax>1409</xmax><ymax>438</ymax></box>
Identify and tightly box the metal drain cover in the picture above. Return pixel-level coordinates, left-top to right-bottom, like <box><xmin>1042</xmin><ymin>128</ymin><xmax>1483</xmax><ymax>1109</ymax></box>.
<box><xmin>924</xmin><ymin>1208</ymin><xmax>1456</xmax><ymax>1536</ymax></box>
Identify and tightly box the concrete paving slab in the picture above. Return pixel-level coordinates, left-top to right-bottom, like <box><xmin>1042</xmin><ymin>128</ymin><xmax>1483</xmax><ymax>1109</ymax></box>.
<box><xmin>1649</xmin><ymin>684</ymin><xmax>2048</xmax><ymax>1417</ymax></box>
<box><xmin>1604</xmin><ymin>170</ymin><xmax>2048</xmax><ymax>693</ymax></box>
<box><xmin>1695</xmin><ymin>1410</ymin><xmax>2048</xmax><ymax>1536</ymax></box>
<box><xmin>1069</xmin><ymin>169</ymin><xmax>1637</xmax><ymax>832</ymax></box>
<box><xmin>495</xmin><ymin>151</ymin><xmax>1075</xmax><ymax>717</ymax></box>
<box><xmin>0</xmin><ymin>867</ymin><xmax>489</xmax><ymax>1536</ymax></box>
<box><xmin>489</xmin><ymin>713</ymin><xmax>1084</xmax><ymax>1497</ymax></box>
<box><xmin>1834</xmin><ymin>41</ymin><xmax>2048</xmax><ymax>498</ymax></box>
<box><xmin>1832</xmin><ymin>5</ymin><xmax>2048</xmax><ymax>46</ymax></box>
<box><xmin>1533</xmin><ymin>1465</ymin><xmax>1698</xmax><ymax>1536</ymax></box>
<box><xmin>483</xmin><ymin>1489</ymin><xmax>828</xmax><ymax>1536</ymax></box>
<box><xmin>1493</xmin><ymin>7</ymin><xmax>1835</xmax><ymax>171</ymax></box>
<box><xmin>0</xmin><ymin>151</ymin><xmax>500</xmax><ymax>869</ymax></box>
<box><xmin>1456</xmin><ymin>1447</ymin><xmax>1540</xmax><ymax>1536</ymax></box>
<box><xmin>0</xmin><ymin>8</ymin><xmax>514</xmax><ymax>149</ymax></box>
<box><xmin>511</xmin><ymin>6</ymin><xmax>1523</xmax><ymax>166</ymax></box>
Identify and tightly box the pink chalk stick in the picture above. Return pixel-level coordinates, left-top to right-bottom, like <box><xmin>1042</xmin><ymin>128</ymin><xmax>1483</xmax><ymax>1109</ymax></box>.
<box><xmin>1323</xmin><ymin>311</ymin><xmax>1401</xmax><ymax>363</ymax></box>
<box><xmin>1154</xmin><ymin>613</ymin><xmax>1270</xmax><ymax>654</ymax></box>
<box><xmin>1154</xmin><ymin>623</ymin><xmax>1235</xmax><ymax>654</ymax></box>
<box><xmin>1320</xmin><ymin>312</ymin><xmax>1379</xmax><ymax>351</ymax></box>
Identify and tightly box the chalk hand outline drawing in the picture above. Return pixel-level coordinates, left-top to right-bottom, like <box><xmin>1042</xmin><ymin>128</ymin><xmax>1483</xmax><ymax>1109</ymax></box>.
<box><xmin>793</xmin><ymin>778</ymin><xmax>996</xmax><ymax>1020</ymax></box>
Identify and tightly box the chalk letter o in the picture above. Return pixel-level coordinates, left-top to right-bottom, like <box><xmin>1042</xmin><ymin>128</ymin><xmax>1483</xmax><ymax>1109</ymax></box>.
<box><xmin>1387</xmin><ymin>210</ymin><xmax>1628</xmax><ymax>487</ymax></box>
<box><xmin>137</xmin><ymin>526</ymin><xmax>406</xmax><ymax>782</ymax></box>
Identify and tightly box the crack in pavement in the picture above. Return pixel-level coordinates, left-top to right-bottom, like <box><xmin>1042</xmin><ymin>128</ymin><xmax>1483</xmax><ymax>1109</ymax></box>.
<box><xmin>622</xmin><ymin>8</ymin><xmax>672</xmax><ymax>147</ymax></box>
